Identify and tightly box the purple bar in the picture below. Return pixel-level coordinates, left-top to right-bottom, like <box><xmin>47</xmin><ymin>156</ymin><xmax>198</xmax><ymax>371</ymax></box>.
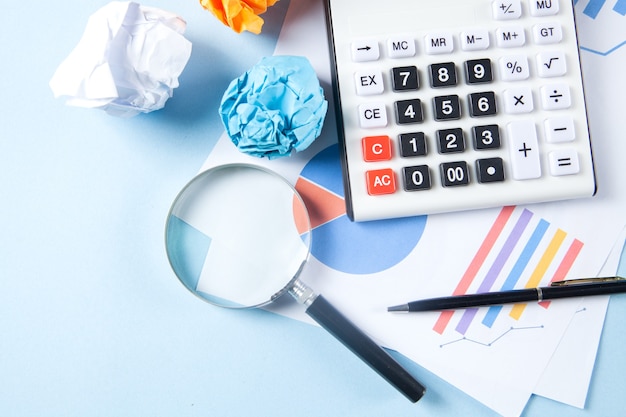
<box><xmin>455</xmin><ymin>209</ymin><xmax>533</xmax><ymax>334</ymax></box>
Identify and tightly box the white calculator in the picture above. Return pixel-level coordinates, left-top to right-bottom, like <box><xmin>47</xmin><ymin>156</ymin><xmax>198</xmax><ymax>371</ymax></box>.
<box><xmin>324</xmin><ymin>0</ymin><xmax>596</xmax><ymax>221</ymax></box>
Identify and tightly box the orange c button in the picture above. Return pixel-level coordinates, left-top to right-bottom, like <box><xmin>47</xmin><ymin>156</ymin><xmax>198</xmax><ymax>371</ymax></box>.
<box><xmin>366</xmin><ymin>168</ymin><xmax>396</xmax><ymax>195</ymax></box>
<box><xmin>362</xmin><ymin>135</ymin><xmax>392</xmax><ymax>162</ymax></box>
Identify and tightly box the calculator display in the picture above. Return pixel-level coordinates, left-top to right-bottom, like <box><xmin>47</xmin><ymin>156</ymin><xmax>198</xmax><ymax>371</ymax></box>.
<box><xmin>325</xmin><ymin>0</ymin><xmax>596</xmax><ymax>221</ymax></box>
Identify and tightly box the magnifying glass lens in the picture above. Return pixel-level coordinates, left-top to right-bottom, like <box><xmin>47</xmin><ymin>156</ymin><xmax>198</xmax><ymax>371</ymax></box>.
<box><xmin>165</xmin><ymin>164</ymin><xmax>311</xmax><ymax>308</ymax></box>
<box><xmin>165</xmin><ymin>164</ymin><xmax>425</xmax><ymax>403</ymax></box>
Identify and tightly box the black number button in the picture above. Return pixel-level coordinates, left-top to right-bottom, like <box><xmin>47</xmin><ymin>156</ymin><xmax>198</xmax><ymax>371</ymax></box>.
<box><xmin>437</xmin><ymin>128</ymin><xmax>465</xmax><ymax>154</ymax></box>
<box><xmin>465</xmin><ymin>59</ymin><xmax>493</xmax><ymax>84</ymax></box>
<box><xmin>433</xmin><ymin>95</ymin><xmax>461</xmax><ymax>121</ymax></box>
<box><xmin>395</xmin><ymin>99</ymin><xmax>424</xmax><ymax>124</ymax></box>
<box><xmin>429</xmin><ymin>62</ymin><xmax>457</xmax><ymax>87</ymax></box>
<box><xmin>472</xmin><ymin>125</ymin><xmax>501</xmax><ymax>150</ymax></box>
<box><xmin>476</xmin><ymin>158</ymin><xmax>505</xmax><ymax>183</ymax></box>
<box><xmin>469</xmin><ymin>92</ymin><xmax>497</xmax><ymax>117</ymax></box>
<box><xmin>399</xmin><ymin>132</ymin><xmax>427</xmax><ymax>157</ymax></box>
<box><xmin>403</xmin><ymin>165</ymin><xmax>431</xmax><ymax>191</ymax></box>
<box><xmin>440</xmin><ymin>161</ymin><xmax>470</xmax><ymax>187</ymax></box>
<box><xmin>392</xmin><ymin>66</ymin><xmax>419</xmax><ymax>91</ymax></box>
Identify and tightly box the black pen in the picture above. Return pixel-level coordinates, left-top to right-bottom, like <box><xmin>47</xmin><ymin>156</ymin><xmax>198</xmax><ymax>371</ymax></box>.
<box><xmin>388</xmin><ymin>277</ymin><xmax>626</xmax><ymax>312</ymax></box>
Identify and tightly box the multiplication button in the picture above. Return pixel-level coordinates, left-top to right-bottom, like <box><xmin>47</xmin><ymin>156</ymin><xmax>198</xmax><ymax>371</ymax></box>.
<box><xmin>503</xmin><ymin>87</ymin><xmax>534</xmax><ymax>114</ymax></box>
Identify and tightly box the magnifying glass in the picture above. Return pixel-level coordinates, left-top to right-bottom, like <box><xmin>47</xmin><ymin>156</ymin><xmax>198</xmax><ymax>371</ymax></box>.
<box><xmin>165</xmin><ymin>163</ymin><xmax>425</xmax><ymax>402</ymax></box>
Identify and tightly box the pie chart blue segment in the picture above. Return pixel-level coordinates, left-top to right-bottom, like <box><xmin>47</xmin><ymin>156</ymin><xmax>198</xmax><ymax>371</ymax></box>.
<box><xmin>296</xmin><ymin>144</ymin><xmax>427</xmax><ymax>274</ymax></box>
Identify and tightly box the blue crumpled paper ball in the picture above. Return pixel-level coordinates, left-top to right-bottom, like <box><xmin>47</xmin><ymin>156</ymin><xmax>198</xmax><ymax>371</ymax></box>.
<box><xmin>219</xmin><ymin>55</ymin><xmax>328</xmax><ymax>159</ymax></box>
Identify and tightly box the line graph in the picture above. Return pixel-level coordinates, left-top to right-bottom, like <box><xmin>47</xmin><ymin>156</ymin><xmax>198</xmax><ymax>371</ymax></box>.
<box><xmin>574</xmin><ymin>0</ymin><xmax>626</xmax><ymax>55</ymax></box>
<box><xmin>439</xmin><ymin>326</ymin><xmax>544</xmax><ymax>349</ymax></box>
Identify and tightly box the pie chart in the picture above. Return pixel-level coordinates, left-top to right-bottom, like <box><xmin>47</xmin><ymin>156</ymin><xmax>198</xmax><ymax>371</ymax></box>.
<box><xmin>295</xmin><ymin>144</ymin><xmax>427</xmax><ymax>274</ymax></box>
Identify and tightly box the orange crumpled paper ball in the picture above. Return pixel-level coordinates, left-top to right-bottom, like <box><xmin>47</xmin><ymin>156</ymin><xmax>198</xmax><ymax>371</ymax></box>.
<box><xmin>200</xmin><ymin>0</ymin><xmax>278</xmax><ymax>34</ymax></box>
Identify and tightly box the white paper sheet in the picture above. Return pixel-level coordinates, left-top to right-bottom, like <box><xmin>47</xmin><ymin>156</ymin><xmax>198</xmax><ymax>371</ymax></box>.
<box><xmin>192</xmin><ymin>1</ymin><xmax>626</xmax><ymax>415</ymax></box>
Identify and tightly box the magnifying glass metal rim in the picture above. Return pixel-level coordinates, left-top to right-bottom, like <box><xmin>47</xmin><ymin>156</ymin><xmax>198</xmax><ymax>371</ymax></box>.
<box><xmin>164</xmin><ymin>162</ymin><xmax>312</xmax><ymax>310</ymax></box>
<box><xmin>164</xmin><ymin>163</ymin><xmax>426</xmax><ymax>403</ymax></box>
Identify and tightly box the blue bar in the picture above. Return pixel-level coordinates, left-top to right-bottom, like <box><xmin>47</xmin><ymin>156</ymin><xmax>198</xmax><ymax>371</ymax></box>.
<box><xmin>481</xmin><ymin>219</ymin><xmax>550</xmax><ymax>328</ymax></box>
<box><xmin>583</xmin><ymin>0</ymin><xmax>607</xmax><ymax>18</ymax></box>
<box><xmin>614</xmin><ymin>0</ymin><xmax>626</xmax><ymax>15</ymax></box>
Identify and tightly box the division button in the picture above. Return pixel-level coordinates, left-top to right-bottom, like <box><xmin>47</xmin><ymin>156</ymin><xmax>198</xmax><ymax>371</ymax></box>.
<box><xmin>541</xmin><ymin>84</ymin><xmax>571</xmax><ymax>110</ymax></box>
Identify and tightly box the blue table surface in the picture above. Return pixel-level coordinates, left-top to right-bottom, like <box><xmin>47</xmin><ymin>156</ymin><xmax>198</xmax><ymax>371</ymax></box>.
<box><xmin>2</xmin><ymin>1</ymin><xmax>626</xmax><ymax>416</ymax></box>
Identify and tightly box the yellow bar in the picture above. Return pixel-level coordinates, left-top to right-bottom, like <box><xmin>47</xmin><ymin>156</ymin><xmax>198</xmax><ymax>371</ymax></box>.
<box><xmin>509</xmin><ymin>229</ymin><xmax>567</xmax><ymax>320</ymax></box>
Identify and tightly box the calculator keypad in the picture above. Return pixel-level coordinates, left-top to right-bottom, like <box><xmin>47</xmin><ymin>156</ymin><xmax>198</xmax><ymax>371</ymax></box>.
<box><xmin>327</xmin><ymin>0</ymin><xmax>595</xmax><ymax>221</ymax></box>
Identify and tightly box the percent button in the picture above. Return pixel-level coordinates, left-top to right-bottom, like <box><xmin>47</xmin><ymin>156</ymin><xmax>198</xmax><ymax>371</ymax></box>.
<box><xmin>499</xmin><ymin>55</ymin><xmax>530</xmax><ymax>81</ymax></box>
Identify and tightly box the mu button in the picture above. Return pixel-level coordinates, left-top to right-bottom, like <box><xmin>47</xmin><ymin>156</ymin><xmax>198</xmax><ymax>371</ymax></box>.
<box><xmin>366</xmin><ymin>168</ymin><xmax>396</xmax><ymax>195</ymax></box>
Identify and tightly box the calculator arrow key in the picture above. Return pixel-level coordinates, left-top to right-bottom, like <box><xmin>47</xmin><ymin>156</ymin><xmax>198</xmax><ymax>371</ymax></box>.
<box><xmin>352</xmin><ymin>40</ymin><xmax>379</xmax><ymax>62</ymax></box>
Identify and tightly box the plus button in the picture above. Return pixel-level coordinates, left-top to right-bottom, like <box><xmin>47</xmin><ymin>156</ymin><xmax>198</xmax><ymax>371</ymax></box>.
<box><xmin>518</xmin><ymin>142</ymin><xmax>532</xmax><ymax>157</ymax></box>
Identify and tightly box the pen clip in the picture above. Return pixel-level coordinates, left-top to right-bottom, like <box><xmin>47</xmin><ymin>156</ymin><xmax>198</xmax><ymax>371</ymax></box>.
<box><xmin>550</xmin><ymin>276</ymin><xmax>626</xmax><ymax>287</ymax></box>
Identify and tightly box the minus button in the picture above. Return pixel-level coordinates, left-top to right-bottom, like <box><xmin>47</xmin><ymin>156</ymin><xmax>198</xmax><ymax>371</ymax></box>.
<box><xmin>545</xmin><ymin>116</ymin><xmax>575</xmax><ymax>143</ymax></box>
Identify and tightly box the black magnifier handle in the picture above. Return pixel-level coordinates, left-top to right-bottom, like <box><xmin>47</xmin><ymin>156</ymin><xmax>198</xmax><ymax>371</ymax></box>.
<box><xmin>303</xmin><ymin>294</ymin><xmax>426</xmax><ymax>402</ymax></box>
<box><xmin>306</xmin><ymin>295</ymin><xmax>425</xmax><ymax>402</ymax></box>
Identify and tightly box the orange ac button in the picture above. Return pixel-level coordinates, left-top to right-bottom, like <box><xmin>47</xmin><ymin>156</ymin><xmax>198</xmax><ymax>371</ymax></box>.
<box><xmin>366</xmin><ymin>168</ymin><xmax>396</xmax><ymax>195</ymax></box>
<box><xmin>362</xmin><ymin>135</ymin><xmax>392</xmax><ymax>162</ymax></box>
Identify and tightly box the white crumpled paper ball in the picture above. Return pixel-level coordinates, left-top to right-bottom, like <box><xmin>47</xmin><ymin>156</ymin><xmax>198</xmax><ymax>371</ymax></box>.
<box><xmin>49</xmin><ymin>1</ymin><xmax>192</xmax><ymax>117</ymax></box>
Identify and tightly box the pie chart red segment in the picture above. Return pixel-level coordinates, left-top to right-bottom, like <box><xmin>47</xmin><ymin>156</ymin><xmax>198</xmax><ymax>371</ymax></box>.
<box><xmin>295</xmin><ymin>144</ymin><xmax>427</xmax><ymax>274</ymax></box>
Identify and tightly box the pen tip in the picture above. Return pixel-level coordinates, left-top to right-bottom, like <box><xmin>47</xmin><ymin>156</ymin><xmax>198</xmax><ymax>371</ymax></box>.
<box><xmin>387</xmin><ymin>304</ymin><xmax>409</xmax><ymax>312</ymax></box>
